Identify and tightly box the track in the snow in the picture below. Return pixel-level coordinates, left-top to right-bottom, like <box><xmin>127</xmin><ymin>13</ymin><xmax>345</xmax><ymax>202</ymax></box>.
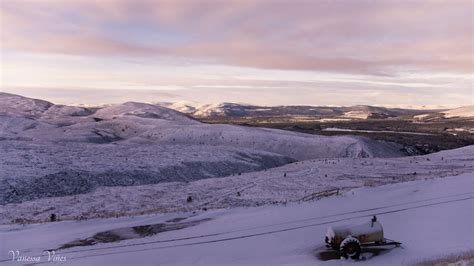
<box><xmin>17</xmin><ymin>193</ymin><xmax>472</xmax><ymax>264</ymax></box>
<box><xmin>45</xmin><ymin>191</ymin><xmax>473</xmax><ymax>255</ymax></box>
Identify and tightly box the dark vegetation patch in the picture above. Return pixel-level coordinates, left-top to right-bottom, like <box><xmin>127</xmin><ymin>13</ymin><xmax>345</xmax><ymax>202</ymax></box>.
<box><xmin>57</xmin><ymin>218</ymin><xmax>211</xmax><ymax>250</ymax></box>
<box><xmin>200</xmin><ymin>117</ymin><xmax>474</xmax><ymax>155</ymax></box>
<box><xmin>2</xmin><ymin>155</ymin><xmax>293</xmax><ymax>204</ymax></box>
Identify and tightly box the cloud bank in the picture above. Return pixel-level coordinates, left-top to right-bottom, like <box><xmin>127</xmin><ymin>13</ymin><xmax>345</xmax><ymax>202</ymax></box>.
<box><xmin>1</xmin><ymin>0</ymin><xmax>472</xmax><ymax>106</ymax></box>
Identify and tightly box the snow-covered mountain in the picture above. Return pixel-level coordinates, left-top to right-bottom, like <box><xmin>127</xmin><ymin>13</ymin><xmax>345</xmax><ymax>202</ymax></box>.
<box><xmin>413</xmin><ymin>105</ymin><xmax>474</xmax><ymax>121</ymax></box>
<box><xmin>168</xmin><ymin>101</ymin><xmax>197</xmax><ymax>114</ymax></box>
<box><xmin>1</xmin><ymin>93</ymin><xmax>472</xmax><ymax>265</ymax></box>
<box><xmin>0</xmin><ymin>93</ymin><xmax>403</xmax><ymax>158</ymax></box>
<box><xmin>442</xmin><ymin>105</ymin><xmax>474</xmax><ymax>118</ymax></box>
<box><xmin>156</xmin><ymin>101</ymin><xmax>197</xmax><ymax>114</ymax></box>
<box><xmin>0</xmin><ymin>93</ymin><xmax>406</xmax><ymax>207</ymax></box>
<box><xmin>4</xmin><ymin>145</ymin><xmax>472</xmax><ymax>223</ymax></box>
<box><xmin>92</xmin><ymin>101</ymin><xmax>196</xmax><ymax>123</ymax></box>
<box><xmin>185</xmin><ymin>102</ymin><xmax>427</xmax><ymax>119</ymax></box>
<box><xmin>0</xmin><ymin>92</ymin><xmax>53</xmax><ymax>118</ymax></box>
<box><xmin>340</xmin><ymin>105</ymin><xmax>409</xmax><ymax>119</ymax></box>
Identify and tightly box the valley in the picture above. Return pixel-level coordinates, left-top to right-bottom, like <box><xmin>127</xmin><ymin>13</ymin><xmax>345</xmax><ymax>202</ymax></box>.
<box><xmin>0</xmin><ymin>92</ymin><xmax>472</xmax><ymax>265</ymax></box>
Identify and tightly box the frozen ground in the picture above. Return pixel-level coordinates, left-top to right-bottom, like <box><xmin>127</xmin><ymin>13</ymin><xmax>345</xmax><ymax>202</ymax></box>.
<box><xmin>0</xmin><ymin>141</ymin><xmax>294</xmax><ymax>205</ymax></box>
<box><xmin>1</xmin><ymin>93</ymin><xmax>473</xmax><ymax>265</ymax></box>
<box><xmin>2</xmin><ymin>145</ymin><xmax>473</xmax><ymax>224</ymax></box>
<box><xmin>1</xmin><ymin>93</ymin><xmax>405</xmax><ymax>211</ymax></box>
<box><xmin>0</xmin><ymin>172</ymin><xmax>472</xmax><ymax>265</ymax></box>
<box><xmin>0</xmin><ymin>92</ymin><xmax>404</xmax><ymax>160</ymax></box>
<box><xmin>321</xmin><ymin>127</ymin><xmax>435</xmax><ymax>136</ymax></box>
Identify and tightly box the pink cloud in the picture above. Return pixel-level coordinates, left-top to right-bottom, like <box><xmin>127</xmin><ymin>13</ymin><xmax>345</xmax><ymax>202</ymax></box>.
<box><xmin>1</xmin><ymin>0</ymin><xmax>472</xmax><ymax>75</ymax></box>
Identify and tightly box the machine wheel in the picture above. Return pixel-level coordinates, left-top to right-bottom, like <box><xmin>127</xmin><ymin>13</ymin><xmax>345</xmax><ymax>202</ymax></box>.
<box><xmin>340</xmin><ymin>236</ymin><xmax>361</xmax><ymax>260</ymax></box>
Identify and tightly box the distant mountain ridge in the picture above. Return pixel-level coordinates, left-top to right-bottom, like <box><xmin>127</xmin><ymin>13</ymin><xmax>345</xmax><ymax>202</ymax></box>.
<box><xmin>2</xmin><ymin>92</ymin><xmax>468</xmax><ymax>120</ymax></box>
<box><xmin>442</xmin><ymin>106</ymin><xmax>474</xmax><ymax>118</ymax></box>
<box><xmin>414</xmin><ymin>105</ymin><xmax>474</xmax><ymax>121</ymax></box>
<box><xmin>162</xmin><ymin>102</ymin><xmax>435</xmax><ymax>119</ymax></box>
<box><xmin>1</xmin><ymin>92</ymin><xmax>410</xmax><ymax>205</ymax></box>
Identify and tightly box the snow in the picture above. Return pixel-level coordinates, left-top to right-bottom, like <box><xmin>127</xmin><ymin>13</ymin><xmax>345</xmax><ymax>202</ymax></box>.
<box><xmin>443</xmin><ymin>106</ymin><xmax>474</xmax><ymax>118</ymax></box>
<box><xmin>1</xmin><ymin>172</ymin><xmax>472</xmax><ymax>265</ymax></box>
<box><xmin>193</xmin><ymin>103</ymin><xmax>234</xmax><ymax>117</ymax></box>
<box><xmin>190</xmin><ymin>103</ymin><xmax>423</xmax><ymax>119</ymax></box>
<box><xmin>1</xmin><ymin>94</ymin><xmax>403</xmax><ymax>159</ymax></box>
<box><xmin>446</xmin><ymin>128</ymin><xmax>474</xmax><ymax>134</ymax></box>
<box><xmin>1</xmin><ymin>93</ymin><xmax>472</xmax><ymax>265</ymax></box>
<box><xmin>166</xmin><ymin>101</ymin><xmax>197</xmax><ymax>114</ymax></box>
<box><xmin>92</xmin><ymin>101</ymin><xmax>196</xmax><ymax>124</ymax></box>
<box><xmin>342</xmin><ymin>111</ymin><xmax>371</xmax><ymax>119</ymax></box>
<box><xmin>315</xmin><ymin>118</ymin><xmax>352</xmax><ymax>122</ymax></box>
<box><xmin>0</xmin><ymin>114</ymin><xmax>53</xmax><ymax>141</ymax></box>
<box><xmin>322</xmin><ymin>127</ymin><xmax>435</xmax><ymax>136</ymax></box>
<box><xmin>2</xmin><ymin>145</ymin><xmax>472</xmax><ymax>223</ymax></box>
<box><xmin>0</xmin><ymin>141</ymin><xmax>293</xmax><ymax>205</ymax></box>
<box><xmin>413</xmin><ymin>114</ymin><xmax>430</xmax><ymax>119</ymax></box>
<box><xmin>0</xmin><ymin>92</ymin><xmax>53</xmax><ymax>118</ymax></box>
<box><xmin>1</xmin><ymin>93</ymin><xmax>408</xmax><ymax>220</ymax></box>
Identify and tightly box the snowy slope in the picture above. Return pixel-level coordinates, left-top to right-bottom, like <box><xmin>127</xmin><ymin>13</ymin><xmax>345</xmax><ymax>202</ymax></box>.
<box><xmin>192</xmin><ymin>103</ymin><xmax>425</xmax><ymax>119</ymax></box>
<box><xmin>167</xmin><ymin>101</ymin><xmax>197</xmax><ymax>114</ymax></box>
<box><xmin>6</xmin><ymin>118</ymin><xmax>404</xmax><ymax>159</ymax></box>
<box><xmin>0</xmin><ymin>94</ymin><xmax>408</xmax><ymax>157</ymax></box>
<box><xmin>1</xmin><ymin>172</ymin><xmax>472</xmax><ymax>265</ymax></box>
<box><xmin>341</xmin><ymin>106</ymin><xmax>390</xmax><ymax>119</ymax></box>
<box><xmin>1</xmin><ymin>94</ymin><xmax>404</xmax><ymax>159</ymax></box>
<box><xmin>0</xmin><ymin>114</ymin><xmax>54</xmax><ymax>140</ymax></box>
<box><xmin>413</xmin><ymin>106</ymin><xmax>474</xmax><ymax>121</ymax></box>
<box><xmin>0</xmin><ymin>93</ymin><xmax>472</xmax><ymax>265</ymax></box>
<box><xmin>93</xmin><ymin>102</ymin><xmax>197</xmax><ymax>124</ymax></box>
<box><xmin>193</xmin><ymin>103</ymin><xmax>243</xmax><ymax>117</ymax></box>
<box><xmin>0</xmin><ymin>141</ymin><xmax>293</xmax><ymax>205</ymax></box>
<box><xmin>443</xmin><ymin>106</ymin><xmax>474</xmax><ymax>118</ymax></box>
<box><xmin>155</xmin><ymin>101</ymin><xmax>198</xmax><ymax>114</ymax></box>
<box><xmin>0</xmin><ymin>93</ymin><xmax>409</xmax><ymax>216</ymax></box>
<box><xmin>2</xmin><ymin>145</ymin><xmax>472</xmax><ymax>223</ymax></box>
<box><xmin>342</xmin><ymin>110</ymin><xmax>371</xmax><ymax>119</ymax></box>
<box><xmin>0</xmin><ymin>92</ymin><xmax>53</xmax><ymax>118</ymax></box>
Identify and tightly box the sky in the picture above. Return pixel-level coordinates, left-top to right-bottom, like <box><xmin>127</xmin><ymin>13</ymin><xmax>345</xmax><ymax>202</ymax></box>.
<box><xmin>0</xmin><ymin>0</ymin><xmax>473</xmax><ymax>107</ymax></box>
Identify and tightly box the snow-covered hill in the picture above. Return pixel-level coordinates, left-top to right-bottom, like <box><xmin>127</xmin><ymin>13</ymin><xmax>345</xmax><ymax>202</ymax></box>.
<box><xmin>93</xmin><ymin>102</ymin><xmax>196</xmax><ymax>124</ymax></box>
<box><xmin>1</xmin><ymin>93</ymin><xmax>472</xmax><ymax>265</ymax></box>
<box><xmin>443</xmin><ymin>105</ymin><xmax>474</xmax><ymax>118</ymax></box>
<box><xmin>1</xmin><ymin>172</ymin><xmax>472</xmax><ymax>265</ymax></box>
<box><xmin>0</xmin><ymin>93</ymin><xmax>407</xmax><ymax>210</ymax></box>
<box><xmin>155</xmin><ymin>101</ymin><xmax>197</xmax><ymax>114</ymax></box>
<box><xmin>168</xmin><ymin>101</ymin><xmax>197</xmax><ymax>114</ymax></box>
<box><xmin>0</xmin><ymin>114</ymin><xmax>53</xmax><ymax>140</ymax></box>
<box><xmin>413</xmin><ymin>105</ymin><xmax>474</xmax><ymax>121</ymax></box>
<box><xmin>0</xmin><ymin>141</ymin><xmax>294</xmax><ymax>205</ymax></box>
<box><xmin>190</xmin><ymin>103</ymin><xmax>426</xmax><ymax>119</ymax></box>
<box><xmin>0</xmin><ymin>94</ymin><xmax>405</xmax><ymax>158</ymax></box>
<box><xmin>0</xmin><ymin>92</ymin><xmax>53</xmax><ymax>118</ymax></box>
<box><xmin>2</xmin><ymin>145</ymin><xmax>472</xmax><ymax>223</ymax></box>
<box><xmin>193</xmin><ymin>103</ymin><xmax>249</xmax><ymax>117</ymax></box>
